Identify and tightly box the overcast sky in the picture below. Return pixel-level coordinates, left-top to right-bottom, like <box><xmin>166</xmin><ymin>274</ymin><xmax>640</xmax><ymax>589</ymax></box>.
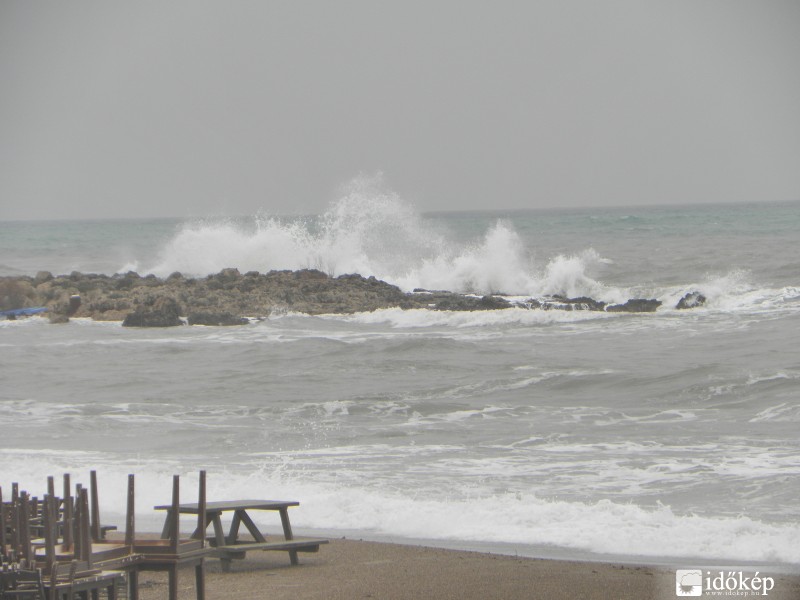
<box><xmin>1</xmin><ymin>1</ymin><xmax>799</xmax><ymax>220</ymax></box>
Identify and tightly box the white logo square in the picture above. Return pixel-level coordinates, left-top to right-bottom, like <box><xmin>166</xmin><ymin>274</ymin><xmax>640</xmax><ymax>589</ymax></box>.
<box><xmin>676</xmin><ymin>570</ymin><xmax>703</xmax><ymax>596</ymax></box>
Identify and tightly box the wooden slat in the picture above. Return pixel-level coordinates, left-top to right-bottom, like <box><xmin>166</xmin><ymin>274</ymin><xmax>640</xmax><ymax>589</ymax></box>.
<box><xmin>235</xmin><ymin>510</ymin><xmax>266</xmax><ymax>543</ymax></box>
<box><xmin>170</xmin><ymin>475</ymin><xmax>180</xmax><ymax>554</ymax></box>
<box><xmin>196</xmin><ymin>471</ymin><xmax>206</xmax><ymax>546</ymax></box>
<box><xmin>90</xmin><ymin>470</ymin><xmax>101</xmax><ymax>541</ymax></box>
<box><xmin>125</xmin><ymin>474</ymin><xmax>135</xmax><ymax>546</ymax></box>
<box><xmin>0</xmin><ymin>485</ymin><xmax>5</xmax><ymax>551</ymax></box>
<box><xmin>43</xmin><ymin>496</ymin><xmax>56</xmax><ymax>571</ymax></box>
<box><xmin>79</xmin><ymin>488</ymin><xmax>93</xmax><ymax>567</ymax></box>
<box><xmin>62</xmin><ymin>474</ymin><xmax>73</xmax><ymax>549</ymax></box>
<box><xmin>154</xmin><ymin>500</ymin><xmax>300</xmax><ymax>513</ymax></box>
<box><xmin>213</xmin><ymin>539</ymin><xmax>327</xmax><ymax>554</ymax></box>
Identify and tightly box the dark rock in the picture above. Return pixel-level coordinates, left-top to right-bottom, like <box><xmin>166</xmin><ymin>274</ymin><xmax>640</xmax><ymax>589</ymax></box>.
<box><xmin>67</xmin><ymin>295</ymin><xmax>82</xmax><ymax>316</ymax></box>
<box><xmin>676</xmin><ymin>291</ymin><xmax>706</xmax><ymax>310</ymax></box>
<box><xmin>187</xmin><ymin>312</ymin><xmax>249</xmax><ymax>326</ymax></box>
<box><xmin>122</xmin><ymin>297</ymin><xmax>183</xmax><ymax>327</ymax></box>
<box><xmin>0</xmin><ymin>279</ymin><xmax>30</xmax><ymax>311</ymax></box>
<box><xmin>299</xmin><ymin>269</ymin><xmax>329</xmax><ymax>280</ymax></box>
<box><xmin>477</xmin><ymin>295</ymin><xmax>512</xmax><ymax>310</ymax></box>
<box><xmin>433</xmin><ymin>294</ymin><xmax>510</xmax><ymax>311</ymax></box>
<box><xmin>49</xmin><ymin>313</ymin><xmax>70</xmax><ymax>324</ymax></box>
<box><xmin>115</xmin><ymin>277</ymin><xmax>134</xmax><ymax>290</ymax></box>
<box><xmin>217</xmin><ymin>268</ymin><xmax>241</xmax><ymax>282</ymax></box>
<box><xmin>35</xmin><ymin>271</ymin><xmax>54</xmax><ymax>284</ymax></box>
<box><xmin>1</xmin><ymin>269</ymin><xmax>681</xmax><ymax>322</ymax></box>
<box><xmin>547</xmin><ymin>296</ymin><xmax>607</xmax><ymax>311</ymax></box>
<box><xmin>606</xmin><ymin>299</ymin><xmax>661</xmax><ymax>313</ymax></box>
<box><xmin>523</xmin><ymin>298</ymin><xmax>543</xmax><ymax>309</ymax></box>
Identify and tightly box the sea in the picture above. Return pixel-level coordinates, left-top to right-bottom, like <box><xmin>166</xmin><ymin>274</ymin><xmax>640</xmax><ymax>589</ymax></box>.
<box><xmin>1</xmin><ymin>187</ymin><xmax>799</xmax><ymax>569</ymax></box>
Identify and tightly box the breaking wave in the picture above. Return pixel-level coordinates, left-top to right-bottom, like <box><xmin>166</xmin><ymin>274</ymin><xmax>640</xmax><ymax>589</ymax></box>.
<box><xmin>4</xmin><ymin>455</ymin><xmax>798</xmax><ymax>565</ymax></box>
<box><xmin>140</xmin><ymin>175</ymin><xmax>622</xmax><ymax>301</ymax></box>
<box><xmin>122</xmin><ymin>175</ymin><xmax>796</xmax><ymax>315</ymax></box>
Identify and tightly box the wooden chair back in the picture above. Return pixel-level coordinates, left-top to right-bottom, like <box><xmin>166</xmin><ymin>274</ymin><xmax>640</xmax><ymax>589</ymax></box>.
<box><xmin>61</xmin><ymin>474</ymin><xmax>73</xmax><ymax>551</ymax></box>
<box><xmin>0</xmin><ymin>486</ymin><xmax>6</xmax><ymax>557</ymax></box>
<box><xmin>124</xmin><ymin>474</ymin><xmax>135</xmax><ymax>547</ymax></box>
<box><xmin>18</xmin><ymin>493</ymin><xmax>32</xmax><ymax>565</ymax></box>
<box><xmin>89</xmin><ymin>471</ymin><xmax>101</xmax><ymax>542</ymax></box>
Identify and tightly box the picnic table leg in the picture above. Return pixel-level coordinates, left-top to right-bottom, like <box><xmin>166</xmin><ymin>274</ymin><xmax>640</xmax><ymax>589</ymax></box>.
<box><xmin>278</xmin><ymin>508</ymin><xmax>299</xmax><ymax>566</ymax></box>
<box><xmin>228</xmin><ymin>511</ymin><xmax>242</xmax><ymax>544</ymax></box>
<box><xmin>236</xmin><ymin>511</ymin><xmax>266</xmax><ymax>543</ymax></box>
<box><xmin>191</xmin><ymin>510</ymin><xmax>211</xmax><ymax>540</ymax></box>
<box><xmin>160</xmin><ymin>509</ymin><xmax>173</xmax><ymax>539</ymax></box>
<box><xmin>211</xmin><ymin>515</ymin><xmax>231</xmax><ymax>573</ymax></box>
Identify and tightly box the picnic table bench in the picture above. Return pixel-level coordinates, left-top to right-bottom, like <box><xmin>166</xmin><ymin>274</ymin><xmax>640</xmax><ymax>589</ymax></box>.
<box><xmin>155</xmin><ymin>500</ymin><xmax>327</xmax><ymax>572</ymax></box>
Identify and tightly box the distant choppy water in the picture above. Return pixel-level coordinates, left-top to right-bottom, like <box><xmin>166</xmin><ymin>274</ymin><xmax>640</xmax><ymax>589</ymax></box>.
<box><xmin>1</xmin><ymin>196</ymin><xmax>799</xmax><ymax>566</ymax></box>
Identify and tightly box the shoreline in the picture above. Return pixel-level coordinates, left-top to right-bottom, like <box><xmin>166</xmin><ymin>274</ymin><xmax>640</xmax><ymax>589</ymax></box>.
<box><xmin>298</xmin><ymin>529</ymin><xmax>800</xmax><ymax>575</ymax></box>
<box><xmin>130</xmin><ymin>537</ymin><xmax>800</xmax><ymax>600</ymax></box>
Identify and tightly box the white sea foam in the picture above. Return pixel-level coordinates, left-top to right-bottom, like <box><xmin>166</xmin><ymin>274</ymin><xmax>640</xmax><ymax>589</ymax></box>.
<box><xmin>113</xmin><ymin>177</ymin><xmax>799</xmax><ymax>316</ymax></box>
<box><xmin>658</xmin><ymin>273</ymin><xmax>800</xmax><ymax>317</ymax></box>
<box><xmin>137</xmin><ymin>175</ymin><xmax>622</xmax><ymax>301</ymax></box>
<box><xmin>328</xmin><ymin>307</ymin><xmax>613</xmax><ymax>329</ymax></box>
<box><xmin>3</xmin><ymin>455</ymin><xmax>798</xmax><ymax>564</ymax></box>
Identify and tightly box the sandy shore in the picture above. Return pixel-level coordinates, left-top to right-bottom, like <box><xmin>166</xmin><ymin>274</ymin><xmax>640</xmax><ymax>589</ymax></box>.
<box><xmin>131</xmin><ymin>537</ymin><xmax>800</xmax><ymax>600</ymax></box>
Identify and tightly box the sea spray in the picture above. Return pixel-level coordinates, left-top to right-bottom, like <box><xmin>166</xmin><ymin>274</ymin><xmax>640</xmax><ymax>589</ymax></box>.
<box><xmin>539</xmin><ymin>249</ymin><xmax>620</xmax><ymax>302</ymax></box>
<box><xmin>143</xmin><ymin>176</ymin><xmax>620</xmax><ymax>300</ymax></box>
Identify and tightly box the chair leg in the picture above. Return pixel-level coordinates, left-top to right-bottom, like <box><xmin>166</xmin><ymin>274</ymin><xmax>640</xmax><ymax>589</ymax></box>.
<box><xmin>195</xmin><ymin>561</ymin><xmax>205</xmax><ymax>600</ymax></box>
<box><xmin>168</xmin><ymin>566</ymin><xmax>178</xmax><ymax>600</ymax></box>
<box><xmin>128</xmin><ymin>570</ymin><xmax>138</xmax><ymax>600</ymax></box>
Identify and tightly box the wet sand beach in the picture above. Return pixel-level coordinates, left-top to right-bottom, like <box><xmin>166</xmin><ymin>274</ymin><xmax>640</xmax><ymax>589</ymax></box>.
<box><xmin>133</xmin><ymin>537</ymin><xmax>800</xmax><ymax>600</ymax></box>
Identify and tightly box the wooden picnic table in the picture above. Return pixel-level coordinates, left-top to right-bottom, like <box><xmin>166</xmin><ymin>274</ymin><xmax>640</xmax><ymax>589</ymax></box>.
<box><xmin>154</xmin><ymin>500</ymin><xmax>327</xmax><ymax>572</ymax></box>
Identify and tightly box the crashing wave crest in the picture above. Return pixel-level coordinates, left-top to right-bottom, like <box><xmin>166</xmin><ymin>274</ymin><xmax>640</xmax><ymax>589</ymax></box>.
<box><xmin>143</xmin><ymin>175</ymin><xmax>621</xmax><ymax>301</ymax></box>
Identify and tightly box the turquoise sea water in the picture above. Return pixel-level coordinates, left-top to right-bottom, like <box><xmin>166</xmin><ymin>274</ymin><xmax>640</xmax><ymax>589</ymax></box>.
<box><xmin>1</xmin><ymin>198</ymin><xmax>799</xmax><ymax>567</ymax></box>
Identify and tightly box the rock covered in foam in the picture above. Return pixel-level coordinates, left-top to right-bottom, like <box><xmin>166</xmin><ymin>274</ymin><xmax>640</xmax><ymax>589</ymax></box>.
<box><xmin>606</xmin><ymin>299</ymin><xmax>662</xmax><ymax>313</ymax></box>
<box><xmin>676</xmin><ymin>291</ymin><xmax>706</xmax><ymax>309</ymax></box>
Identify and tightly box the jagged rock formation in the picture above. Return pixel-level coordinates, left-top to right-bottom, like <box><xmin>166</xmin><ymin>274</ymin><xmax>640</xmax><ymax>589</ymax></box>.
<box><xmin>676</xmin><ymin>291</ymin><xmax>707</xmax><ymax>309</ymax></box>
<box><xmin>1</xmin><ymin>269</ymin><xmax>676</xmax><ymax>325</ymax></box>
<box><xmin>122</xmin><ymin>297</ymin><xmax>183</xmax><ymax>327</ymax></box>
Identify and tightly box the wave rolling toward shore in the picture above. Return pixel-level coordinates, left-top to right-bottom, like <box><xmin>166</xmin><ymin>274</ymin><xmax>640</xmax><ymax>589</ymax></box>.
<box><xmin>1</xmin><ymin>189</ymin><xmax>799</xmax><ymax>569</ymax></box>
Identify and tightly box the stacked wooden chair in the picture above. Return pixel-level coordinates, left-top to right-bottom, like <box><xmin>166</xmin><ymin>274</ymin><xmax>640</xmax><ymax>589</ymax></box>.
<box><xmin>130</xmin><ymin>472</ymin><xmax>208</xmax><ymax>600</ymax></box>
<box><xmin>1</xmin><ymin>478</ymin><xmax>128</xmax><ymax>600</ymax></box>
<box><xmin>58</xmin><ymin>470</ymin><xmax>209</xmax><ymax>600</ymax></box>
<box><xmin>1</xmin><ymin>470</ymin><xmax>209</xmax><ymax>600</ymax></box>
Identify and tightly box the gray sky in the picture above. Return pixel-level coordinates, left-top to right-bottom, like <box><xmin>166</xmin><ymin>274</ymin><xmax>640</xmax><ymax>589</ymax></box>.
<box><xmin>2</xmin><ymin>1</ymin><xmax>799</xmax><ymax>220</ymax></box>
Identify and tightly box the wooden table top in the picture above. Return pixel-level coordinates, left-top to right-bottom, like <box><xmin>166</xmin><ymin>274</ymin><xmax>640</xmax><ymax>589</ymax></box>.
<box><xmin>153</xmin><ymin>499</ymin><xmax>300</xmax><ymax>513</ymax></box>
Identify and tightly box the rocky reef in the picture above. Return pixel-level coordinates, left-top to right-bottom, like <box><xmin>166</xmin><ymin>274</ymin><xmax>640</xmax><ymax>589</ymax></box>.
<box><xmin>0</xmin><ymin>269</ymin><xmax>705</xmax><ymax>326</ymax></box>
